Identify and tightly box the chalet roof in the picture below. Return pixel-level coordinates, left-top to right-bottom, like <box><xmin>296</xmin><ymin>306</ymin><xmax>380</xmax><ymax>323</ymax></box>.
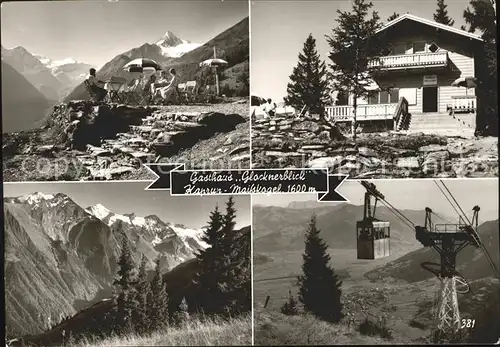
<box><xmin>378</xmin><ymin>13</ymin><xmax>483</xmax><ymax>42</ymax></box>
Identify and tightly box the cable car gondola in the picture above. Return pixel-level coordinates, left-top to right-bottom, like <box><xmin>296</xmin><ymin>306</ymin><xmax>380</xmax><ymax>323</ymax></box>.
<box><xmin>356</xmin><ymin>181</ymin><xmax>390</xmax><ymax>260</ymax></box>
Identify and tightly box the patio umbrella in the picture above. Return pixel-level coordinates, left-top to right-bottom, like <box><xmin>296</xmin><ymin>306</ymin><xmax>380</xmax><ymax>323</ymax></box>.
<box><xmin>451</xmin><ymin>76</ymin><xmax>477</xmax><ymax>96</ymax></box>
<box><xmin>123</xmin><ymin>58</ymin><xmax>162</xmax><ymax>72</ymax></box>
<box><xmin>199</xmin><ymin>47</ymin><xmax>228</xmax><ymax>96</ymax></box>
<box><xmin>199</xmin><ymin>58</ymin><xmax>228</xmax><ymax>68</ymax></box>
<box><xmin>451</xmin><ymin>76</ymin><xmax>477</xmax><ymax>88</ymax></box>
<box><xmin>251</xmin><ymin>95</ymin><xmax>267</xmax><ymax>106</ymax></box>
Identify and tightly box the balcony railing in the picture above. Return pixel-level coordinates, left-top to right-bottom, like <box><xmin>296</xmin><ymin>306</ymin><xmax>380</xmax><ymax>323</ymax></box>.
<box><xmin>325</xmin><ymin>103</ymin><xmax>397</xmax><ymax>122</ymax></box>
<box><xmin>368</xmin><ymin>52</ymin><xmax>449</xmax><ymax>69</ymax></box>
<box><xmin>448</xmin><ymin>95</ymin><xmax>477</xmax><ymax>113</ymax></box>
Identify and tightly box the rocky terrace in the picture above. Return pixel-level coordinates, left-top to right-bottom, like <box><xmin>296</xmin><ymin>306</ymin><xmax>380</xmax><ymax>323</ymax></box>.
<box><xmin>2</xmin><ymin>100</ymin><xmax>250</xmax><ymax>181</ymax></box>
<box><xmin>251</xmin><ymin>115</ymin><xmax>498</xmax><ymax>178</ymax></box>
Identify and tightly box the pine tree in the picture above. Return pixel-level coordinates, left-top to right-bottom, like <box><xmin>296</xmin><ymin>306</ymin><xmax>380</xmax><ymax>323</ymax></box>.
<box><xmin>133</xmin><ymin>255</ymin><xmax>149</xmax><ymax>334</ymax></box>
<box><xmin>297</xmin><ymin>214</ymin><xmax>344</xmax><ymax>323</ymax></box>
<box><xmin>194</xmin><ymin>204</ymin><xmax>225</xmax><ymax>314</ymax></box>
<box><xmin>113</xmin><ymin>231</ymin><xmax>138</xmax><ymax>333</ymax></box>
<box><xmin>174</xmin><ymin>296</ymin><xmax>190</xmax><ymax>325</ymax></box>
<box><xmin>462</xmin><ymin>0</ymin><xmax>497</xmax><ymax>136</ymax></box>
<box><xmin>237</xmin><ymin>71</ymin><xmax>250</xmax><ymax>96</ymax></box>
<box><xmin>326</xmin><ymin>0</ymin><xmax>387</xmax><ymax>140</ymax></box>
<box><xmin>147</xmin><ymin>257</ymin><xmax>169</xmax><ymax>332</ymax></box>
<box><xmin>281</xmin><ymin>290</ymin><xmax>299</xmax><ymax>316</ymax></box>
<box><xmin>434</xmin><ymin>0</ymin><xmax>455</xmax><ymax>26</ymax></box>
<box><xmin>284</xmin><ymin>34</ymin><xmax>331</xmax><ymax>116</ymax></box>
<box><xmin>220</xmin><ymin>197</ymin><xmax>250</xmax><ymax>315</ymax></box>
<box><xmin>387</xmin><ymin>12</ymin><xmax>400</xmax><ymax>22</ymax></box>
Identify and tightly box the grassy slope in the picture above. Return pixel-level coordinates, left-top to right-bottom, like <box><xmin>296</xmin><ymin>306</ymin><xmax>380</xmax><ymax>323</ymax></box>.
<box><xmin>77</xmin><ymin>315</ymin><xmax>252</xmax><ymax>347</ymax></box>
<box><xmin>255</xmin><ymin>310</ymin><xmax>411</xmax><ymax>345</ymax></box>
<box><xmin>253</xmin><ymin>230</ymin><xmax>500</xmax><ymax>344</ymax></box>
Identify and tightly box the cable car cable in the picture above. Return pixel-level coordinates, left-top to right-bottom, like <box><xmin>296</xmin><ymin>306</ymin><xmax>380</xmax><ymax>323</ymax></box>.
<box><xmin>434</xmin><ymin>180</ymin><xmax>463</xmax><ymax>219</ymax></box>
<box><xmin>440</xmin><ymin>181</ymin><xmax>469</xmax><ymax>222</ymax></box>
<box><xmin>375</xmin><ymin>198</ymin><xmax>415</xmax><ymax>231</ymax></box>
<box><xmin>439</xmin><ymin>181</ymin><xmax>500</xmax><ymax>279</ymax></box>
<box><xmin>360</xmin><ymin>181</ymin><xmax>416</xmax><ymax>228</ymax></box>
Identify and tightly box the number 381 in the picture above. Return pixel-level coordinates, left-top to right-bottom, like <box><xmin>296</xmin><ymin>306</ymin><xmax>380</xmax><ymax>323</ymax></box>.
<box><xmin>461</xmin><ymin>319</ymin><xmax>475</xmax><ymax>328</ymax></box>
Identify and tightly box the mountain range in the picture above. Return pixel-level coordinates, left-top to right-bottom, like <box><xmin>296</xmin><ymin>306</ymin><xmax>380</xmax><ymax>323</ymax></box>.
<box><xmin>4</xmin><ymin>192</ymin><xmax>207</xmax><ymax>336</ymax></box>
<box><xmin>252</xmin><ymin>203</ymin><xmax>441</xmax><ymax>254</ymax></box>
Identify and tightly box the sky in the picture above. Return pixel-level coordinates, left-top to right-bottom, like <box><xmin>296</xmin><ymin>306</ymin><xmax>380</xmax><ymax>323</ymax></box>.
<box><xmin>252</xmin><ymin>179</ymin><xmax>499</xmax><ymax>223</ymax></box>
<box><xmin>3</xmin><ymin>182</ymin><xmax>251</xmax><ymax>230</ymax></box>
<box><xmin>251</xmin><ymin>0</ymin><xmax>472</xmax><ymax>102</ymax></box>
<box><xmin>1</xmin><ymin>0</ymin><xmax>248</xmax><ymax>67</ymax></box>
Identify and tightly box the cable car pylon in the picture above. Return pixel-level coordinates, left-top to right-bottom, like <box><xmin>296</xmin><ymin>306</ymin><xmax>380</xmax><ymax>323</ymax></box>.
<box><xmin>415</xmin><ymin>206</ymin><xmax>481</xmax><ymax>342</ymax></box>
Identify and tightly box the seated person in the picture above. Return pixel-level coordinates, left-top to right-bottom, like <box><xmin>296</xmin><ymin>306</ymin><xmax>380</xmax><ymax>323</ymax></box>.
<box><xmin>152</xmin><ymin>68</ymin><xmax>179</xmax><ymax>103</ymax></box>
<box><xmin>142</xmin><ymin>74</ymin><xmax>157</xmax><ymax>101</ymax></box>
<box><xmin>262</xmin><ymin>98</ymin><xmax>277</xmax><ymax>118</ymax></box>
<box><xmin>86</xmin><ymin>68</ymin><xmax>107</xmax><ymax>101</ymax></box>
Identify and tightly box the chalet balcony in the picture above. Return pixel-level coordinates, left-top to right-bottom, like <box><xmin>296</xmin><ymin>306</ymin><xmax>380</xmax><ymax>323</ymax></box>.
<box><xmin>325</xmin><ymin>103</ymin><xmax>397</xmax><ymax>122</ymax></box>
<box><xmin>368</xmin><ymin>52</ymin><xmax>449</xmax><ymax>70</ymax></box>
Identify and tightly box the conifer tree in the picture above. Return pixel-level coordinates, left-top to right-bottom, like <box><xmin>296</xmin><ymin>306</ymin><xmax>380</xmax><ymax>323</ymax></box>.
<box><xmin>194</xmin><ymin>198</ymin><xmax>249</xmax><ymax>316</ymax></box>
<box><xmin>387</xmin><ymin>12</ymin><xmax>400</xmax><ymax>22</ymax></box>
<box><xmin>434</xmin><ymin>0</ymin><xmax>455</xmax><ymax>26</ymax></box>
<box><xmin>220</xmin><ymin>197</ymin><xmax>250</xmax><ymax>315</ymax></box>
<box><xmin>462</xmin><ymin>0</ymin><xmax>497</xmax><ymax>136</ymax></box>
<box><xmin>284</xmin><ymin>34</ymin><xmax>331</xmax><ymax>116</ymax></box>
<box><xmin>297</xmin><ymin>214</ymin><xmax>344</xmax><ymax>323</ymax></box>
<box><xmin>133</xmin><ymin>255</ymin><xmax>149</xmax><ymax>334</ymax></box>
<box><xmin>147</xmin><ymin>257</ymin><xmax>169</xmax><ymax>332</ymax></box>
<box><xmin>281</xmin><ymin>290</ymin><xmax>299</xmax><ymax>316</ymax></box>
<box><xmin>326</xmin><ymin>0</ymin><xmax>387</xmax><ymax>139</ymax></box>
<box><xmin>113</xmin><ymin>231</ymin><xmax>138</xmax><ymax>333</ymax></box>
<box><xmin>174</xmin><ymin>297</ymin><xmax>190</xmax><ymax>325</ymax></box>
<box><xmin>194</xmin><ymin>204</ymin><xmax>225</xmax><ymax>314</ymax></box>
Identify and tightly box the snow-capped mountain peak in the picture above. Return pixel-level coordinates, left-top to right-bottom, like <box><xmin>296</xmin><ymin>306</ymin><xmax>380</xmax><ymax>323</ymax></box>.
<box><xmin>154</xmin><ymin>30</ymin><xmax>201</xmax><ymax>58</ymax></box>
<box><xmin>85</xmin><ymin>206</ymin><xmax>205</xmax><ymax>246</ymax></box>
<box><xmin>86</xmin><ymin>203</ymin><xmax>112</xmax><ymax>220</ymax></box>
<box><xmin>19</xmin><ymin>192</ymin><xmax>55</xmax><ymax>204</ymax></box>
<box><xmin>156</xmin><ymin>30</ymin><xmax>184</xmax><ymax>47</ymax></box>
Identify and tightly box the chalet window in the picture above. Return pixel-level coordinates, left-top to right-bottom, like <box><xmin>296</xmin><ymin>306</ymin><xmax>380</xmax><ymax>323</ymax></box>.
<box><xmin>400</xmin><ymin>88</ymin><xmax>417</xmax><ymax>105</ymax></box>
<box><xmin>390</xmin><ymin>88</ymin><xmax>400</xmax><ymax>103</ymax></box>
<box><xmin>414</xmin><ymin>42</ymin><xmax>426</xmax><ymax>53</ymax></box>
<box><xmin>428</xmin><ymin>42</ymin><xmax>439</xmax><ymax>53</ymax></box>
<box><xmin>379</xmin><ymin>91</ymin><xmax>389</xmax><ymax>104</ymax></box>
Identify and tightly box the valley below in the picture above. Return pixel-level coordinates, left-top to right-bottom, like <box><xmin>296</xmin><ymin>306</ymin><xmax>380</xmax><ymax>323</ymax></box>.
<box><xmin>253</xmin><ymin>202</ymin><xmax>500</xmax><ymax>345</ymax></box>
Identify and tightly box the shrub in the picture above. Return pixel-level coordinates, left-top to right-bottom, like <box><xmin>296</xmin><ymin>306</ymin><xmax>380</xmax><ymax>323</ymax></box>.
<box><xmin>358</xmin><ymin>316</ymin><xmax>393</xmax><ymax>340</ymax></box>
<box><xmin>280</xmin><ymin>291</ymin><xmax>299</xmax><ymax>316</ymax></box>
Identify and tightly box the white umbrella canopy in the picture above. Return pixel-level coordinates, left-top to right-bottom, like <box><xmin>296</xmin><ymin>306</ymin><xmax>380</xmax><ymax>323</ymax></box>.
<box><xmin>123</xmin><ymin>58</ymin><xmax>162</xmax><ymax>72</ymax></box>
<box><xmin>199</xmin><ymin>58</ymin><xmax>228</xmax><ymax>68</ymax></box>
